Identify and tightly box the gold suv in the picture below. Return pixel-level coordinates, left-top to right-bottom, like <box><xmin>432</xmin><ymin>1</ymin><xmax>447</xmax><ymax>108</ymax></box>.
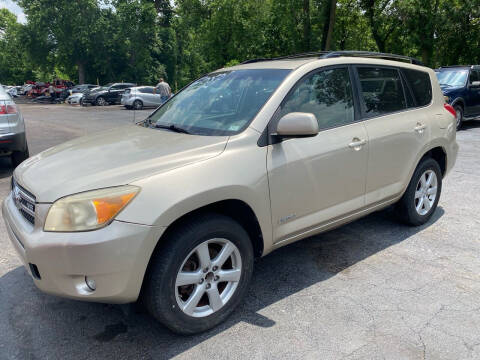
<box><xmin>3</xmin><ymin>52</ymin><xmax>458</xmax><ymax>334</ymax></box>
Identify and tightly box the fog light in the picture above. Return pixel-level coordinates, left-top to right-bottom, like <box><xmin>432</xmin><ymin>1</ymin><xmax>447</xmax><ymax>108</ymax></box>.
<box><xmin>85</xmin><ymin>276</ymin><xmax>96</xmax><ymax>291</ymax></box>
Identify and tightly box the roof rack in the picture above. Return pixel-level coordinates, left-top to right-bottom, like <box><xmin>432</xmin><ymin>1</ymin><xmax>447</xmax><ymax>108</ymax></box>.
<box><xmin>241</xmin><ymin>51</ymin><xmax>425</xmax><ymax>66</ymax></box>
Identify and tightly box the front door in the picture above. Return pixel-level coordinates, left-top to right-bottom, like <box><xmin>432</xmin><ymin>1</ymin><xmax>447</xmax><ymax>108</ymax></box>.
<box><xmin>267</xmin><ymin>66</ymin><xmax>368</xmax><ymax>243</ymax></box>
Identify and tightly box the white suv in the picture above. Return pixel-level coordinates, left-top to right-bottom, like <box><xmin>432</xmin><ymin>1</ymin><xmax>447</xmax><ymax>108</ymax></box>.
<box><xmin>3</xmin><ymin>52</ymin><xmax>458</xmax><ymax>334</ymax></box>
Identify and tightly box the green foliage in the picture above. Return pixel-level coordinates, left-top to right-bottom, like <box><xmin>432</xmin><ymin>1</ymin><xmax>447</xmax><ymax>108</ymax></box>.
<box><xmin>0</xmin><ymin>0</ymin><xmax>479</xmax><ymax>87</ymax></box>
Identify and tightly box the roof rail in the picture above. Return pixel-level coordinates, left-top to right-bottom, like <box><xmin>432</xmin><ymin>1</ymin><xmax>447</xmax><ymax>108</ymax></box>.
<box><xmin>241</xmin><ymin>52</ymin><xmax>330</xmax><ymax>64</ymax></box>
<box><xmin>322</xmin><ymin>51</ymin><xmax>424</xmax><ymax>66</ymax></box>
<box><xmin>240</xmin><ymin>51</ymin><xmax>425</xmax><ymax>66</ymax></box>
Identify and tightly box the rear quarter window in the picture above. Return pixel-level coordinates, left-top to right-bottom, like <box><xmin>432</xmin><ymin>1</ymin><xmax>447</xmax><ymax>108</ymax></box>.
<box><xmin>402</xmin><ymin>69</ymin><xmax>432</xmax><ymax>107</ymax></box>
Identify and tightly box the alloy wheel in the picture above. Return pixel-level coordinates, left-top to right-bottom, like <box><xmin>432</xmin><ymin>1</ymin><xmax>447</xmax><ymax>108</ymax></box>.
<box><xmin>414</xmin><ymin>169</ymin><xmax>438</xmax><ymax>216</ymax></box>
<box><xmin>175</xmin><ymin>238</ymin><xmax>242</xmax><ymax>318</ymax></box>
<box><xmin>96</xmin><ymin>97</ymin><xmax>106</xmax><ymax>106</ymax></box>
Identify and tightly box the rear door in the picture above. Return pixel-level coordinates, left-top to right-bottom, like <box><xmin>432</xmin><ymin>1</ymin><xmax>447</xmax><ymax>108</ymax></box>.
<box><xmin>356</xmin><ymin>66</ymin><xmax>432</xmax><ymax>206</ymax></box>
<box><xmin>140</xmin><ymin>87</ymin><xmax>161</xmax><ymax>106</ymax></box>
<box><xmin>267</xmin><ymin>66</ymin><xmax>369</xmax><ymax>242</ymax></box>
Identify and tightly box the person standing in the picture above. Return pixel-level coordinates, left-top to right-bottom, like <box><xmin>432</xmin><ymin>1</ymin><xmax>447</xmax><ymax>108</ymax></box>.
<box><xmin>154</xmin><ymin>78</ymin><xmax>171</xmax><ymax>103</ymax></box>
<box><xmin>48</xmin><ymin>83</ymin><xmax>56</xmax><ymax>103</ymax></box>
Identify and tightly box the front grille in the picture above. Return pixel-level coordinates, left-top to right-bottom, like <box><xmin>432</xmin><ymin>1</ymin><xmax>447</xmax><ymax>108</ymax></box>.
<box><xmin>11</xmin><ymin>178</ymin><xmax>36</xmax><ymax>225</ymax></box>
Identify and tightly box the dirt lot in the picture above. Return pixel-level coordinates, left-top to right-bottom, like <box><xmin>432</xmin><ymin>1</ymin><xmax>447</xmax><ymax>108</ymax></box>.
<box><xmin>0</xmin><ymin>103</ymin><xmax>479</xmax><ymax>360</ymax></box>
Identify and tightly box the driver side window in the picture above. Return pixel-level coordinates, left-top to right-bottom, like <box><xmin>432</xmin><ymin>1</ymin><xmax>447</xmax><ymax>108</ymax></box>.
<box><xmin>278</xmin><ymin>67</ymin><xmax>355</xmax><ymax>131</ymax></box>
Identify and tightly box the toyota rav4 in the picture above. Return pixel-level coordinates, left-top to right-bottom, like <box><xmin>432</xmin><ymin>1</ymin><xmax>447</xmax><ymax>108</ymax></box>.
<box><xmin>3</xmin><ymin>52</ymin><xmax>458</xmax><ymax>334</ymax></box>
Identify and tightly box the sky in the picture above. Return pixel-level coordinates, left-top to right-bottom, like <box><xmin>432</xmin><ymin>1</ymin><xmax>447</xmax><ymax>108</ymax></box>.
<box><xmin>0</xmin><ymin>0</ymin><xmax>26</xmax><ymax>23</ymax></box>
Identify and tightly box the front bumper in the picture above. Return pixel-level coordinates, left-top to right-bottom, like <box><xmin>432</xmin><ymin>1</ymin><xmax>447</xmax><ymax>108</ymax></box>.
<box><xmin>2</xmin><ymin>193</ymin><xmax>165</xmax><ymax>303</ymax></box>
<box><xmin>0</xmin><ymin>132</ymin><xmax>26</xmax><ymax>152</ymax></box>
<box><xmin>67</xmin><ymin>96</ymin><xmax>82</xmax><ymax>104</ymax></box>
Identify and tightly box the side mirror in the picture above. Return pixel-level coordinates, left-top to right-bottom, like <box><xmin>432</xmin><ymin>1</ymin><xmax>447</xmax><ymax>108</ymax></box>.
<box><xmin>470</xmin><ymin>81</ymin><xmax>480</xmax><ymax>88</ymax></box>
<box><xmin>273</xmin><ymin>112</ymin><xmax>319</xmax><ymax>138</ymax></box>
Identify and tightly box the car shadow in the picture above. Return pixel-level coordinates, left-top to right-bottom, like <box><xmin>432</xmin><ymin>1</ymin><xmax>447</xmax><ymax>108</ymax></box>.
<box><xmin>461</xmin><ymin>119</ymin><xmax>480</xmax><ymax>130</ymax></box>
<box><xmin>0</xmin><ymin>206</ymin><xmax>444</xmax><ymax>359</ymax></box>
<box><xmin>0</xmin><ymin>157</ymin><xmax>13</xmax><ymax>179</ymax></box>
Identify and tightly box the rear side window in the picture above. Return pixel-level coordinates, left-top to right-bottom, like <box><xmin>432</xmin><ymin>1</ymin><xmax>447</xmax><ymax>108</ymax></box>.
<box><xmin>279</xmin><ymin>67</ymin><xmax>355</xmax><ymax>130</ymax></box>
<box><xmin>357</xmin><ymin>67</ymin><xmax>406</xmax><ymax>117</ymax></box>
<box><xmin>402</xmin><ymin>69</ymin><xmax>432</xmax><ymax>106</ymax></box>
<box><xmin>139</xmin><ymin>87</ymin><xmax>153</xmax><ymax>94</ymax></box>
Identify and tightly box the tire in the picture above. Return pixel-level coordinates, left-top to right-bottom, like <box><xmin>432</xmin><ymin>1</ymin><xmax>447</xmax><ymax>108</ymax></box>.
<box><xmin>133</xmin><ymin>100</ymin><xmax>143</xmax><ymax>110</ymax></box>
<box><xmin>143</xmin><ymin>213</ymin><xmax>254</xmax><ymax>334</ymax></box>
<box><xmin>396</xmin><ymin>157</ymin><xmax>442</xmax><ymax>226</ymax></box>
<box><xmin>11</xmin><ymin>144</ymin><xmax>29</xmax><ymax>168</ymax></box>
<box><xmin>454</xmin><ymin>104</ymin><xmax>463</xmax><ymax>130</ymax></box>
<box><xmin>95</xmin><ymin>96</ymin><xmax>107</xmax><ymax>106</ymax></box>
<box><xmin>125</xmin><ymin>105</ymin><xmax>132</xmax><ymax>110</ymax></box>
<box><xmin>79</xmin><ymin>98</ymin><xmax>84</xmax><ymax>106</ymax></box>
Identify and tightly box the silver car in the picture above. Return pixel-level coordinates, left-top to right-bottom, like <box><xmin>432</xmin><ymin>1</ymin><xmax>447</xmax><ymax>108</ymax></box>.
<box><xmin>0</xmin><ymin>86</ymin><xmax>29</xmax><ymax>167</ymax></box>
<box><xmin>121</xmin><ymin>86</ymin><xmax>164</xmax><ymax>110</ymax></box>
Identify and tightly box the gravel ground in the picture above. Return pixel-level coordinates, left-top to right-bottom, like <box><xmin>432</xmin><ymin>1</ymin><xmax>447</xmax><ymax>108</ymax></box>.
<box><xmin>0</xmin><ymin>103</ymin><xmax>479</xmax><ymax>360</ymax></box>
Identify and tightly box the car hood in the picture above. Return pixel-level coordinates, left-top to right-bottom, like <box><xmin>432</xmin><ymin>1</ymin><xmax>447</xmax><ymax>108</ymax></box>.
<box><xmin>440</xmin><ymin>85</ymin><xmax>462</xmax><ymax>94</ymax></box>
<box><xmin>14</xmin><ymin>125</ymin><xmax>228</xmax><ymax>202</ymax></box>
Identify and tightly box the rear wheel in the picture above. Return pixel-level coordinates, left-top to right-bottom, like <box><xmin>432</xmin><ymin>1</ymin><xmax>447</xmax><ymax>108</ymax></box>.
<box><xmin>143</xmin><ymin>214</ymin><xmax>254</xmax><ymax>334</ymax></box>
<box><xmin>396</xmin><ymin>157</ymin><xmax>442</xmax><ymax>226</ymax></box>
<box><xmin>454</xmin><ymin>104</ymin><xmax>463</xmax><ymax>130</ymax></box>
<box><xmin>133</xmin><ymin>100</ymin><xmax>143</xmax><ymax>110</ymax></box>
<box><xmin>11</xmin><ymin>144</ymin><xmax>29</xmax><ymax>168</ymax></box>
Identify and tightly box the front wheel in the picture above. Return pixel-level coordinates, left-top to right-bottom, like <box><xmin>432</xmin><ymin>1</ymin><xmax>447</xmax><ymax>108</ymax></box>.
<box><xmin>143</xmin><ymin>214</ymin><xmax>254</xmax><ymax>334</ymax></box>
<box><xmin>396</xmin><ymin>157</ymin><xmax>442</xmax><ymax>226</ymax></box>
<box><xmin>454</xmin><ymin>105</ymin><xmax>463</xmax><ymax>130</ymax></box>
<box><xmin>95</xmin><ymin>96</ymin><xmax>107</xmax><ymax>106</ymax></box>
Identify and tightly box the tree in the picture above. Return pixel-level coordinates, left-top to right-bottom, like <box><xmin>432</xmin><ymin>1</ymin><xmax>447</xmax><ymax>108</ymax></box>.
<box><xmin>0</xmin><ymin>9</ymin><xmax>34</xmax><ymax>84</ymax></box>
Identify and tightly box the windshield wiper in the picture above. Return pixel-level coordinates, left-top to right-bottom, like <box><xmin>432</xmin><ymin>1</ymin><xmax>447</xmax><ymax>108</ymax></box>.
<box><xmin>154</xmin><ymin>123</ymin><xmax>191</xmax><ymax>134</ymax></box>
<box><xmin>439</xmin><ymin>83</ymin><xmax>452</xmax><ymax>87</ymax></box>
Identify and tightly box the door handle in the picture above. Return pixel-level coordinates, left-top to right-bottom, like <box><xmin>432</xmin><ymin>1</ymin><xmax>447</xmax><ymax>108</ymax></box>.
<box><xmin>348</xmin><ymin>138</ymin><xmax>367</xmax><ymax>150</ymax></box>
<box><xmin>414</xmin><ymin>123</ymin><xmax>427</xmax><ymax>133</ymax></box>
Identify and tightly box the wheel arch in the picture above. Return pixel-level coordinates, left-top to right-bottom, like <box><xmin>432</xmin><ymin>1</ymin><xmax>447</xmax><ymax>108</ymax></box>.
<box><xmin>419</xmin><ymin>146</ymin><xmax>447</xmax><ymax>177</ymax></box>
<box><xmin>451</xmin><ymin>97</ymin><xmax>465</xmax><ymax>111</ymax></box>
<box><xmin>154</xmin><ymin>199</ymin><xmax>264</xmax><ymax>259</ymax></box>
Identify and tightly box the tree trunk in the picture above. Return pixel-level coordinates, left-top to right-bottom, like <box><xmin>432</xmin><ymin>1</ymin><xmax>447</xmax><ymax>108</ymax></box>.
<box><xmin>77</xmin><ymin>62</ymin><xmax>85</xmax><ymax>84</ymax></box>
<box><xmin>303</xmin><ymin>0</ymin><xmax>311</xmax><ymax>52</ymax></box>
<box><xmin>324</xmin><ymin>0</ymin><xmax>337</xmax><ymax>50</ymax></box>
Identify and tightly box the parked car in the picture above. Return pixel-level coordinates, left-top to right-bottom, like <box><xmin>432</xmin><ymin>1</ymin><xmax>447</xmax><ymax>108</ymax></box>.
<box><xmin>3</xmin><ymin>52</ymin><xmax>458</xmax><ymax>334</ymax></box>
<box><xmin>121</xmin><ymin>86</ymin><xmax>165</xmax><ymax>110</ymax></box>
<box><xmin>66</xmin><ymin>92</ymin><xmax>86</xmax><ymax>105</ymax></box>
<box><xmin>19</xmin><ymin>84</ymin><xmax>33</xmax><ymax>95</ymax></box>
<box><xmin>0</xmin><ymin>85</ymin><xmax>29</xmax><ymax>167</ymax></box>
<box><xmin>66</xmin><ymin>85</ymin><xmax>99</xmax><ymax>105</ymax></box>
<box><xmin>69</xmin><ymin>84</ymin><xmax>98</xmax><ymax>94</ymax></box>
<box><xmin>83</xmin><ymin>83</ymin><xmax>135</xmax><ymax>106</ymax></box>
<box><xmin>3</xmin><ymin>86</ymin><xmax>18</xmax><ymax>98</ymax></box>
<box><xmin>435</xmin><ymin>65</ymin><xmax>480</xmax><ymax>129</ymax></box>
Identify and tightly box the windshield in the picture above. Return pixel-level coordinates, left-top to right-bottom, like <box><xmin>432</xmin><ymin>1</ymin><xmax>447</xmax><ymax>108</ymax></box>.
<box><xmin>436</xmin><ymin>70</ymin><xmax>468</xmax><ymax>87</ymax></box>
<box><xmin>146</xmin><ymin>69</ymin><xmax>290</xmax><ymax>136</ymax></box>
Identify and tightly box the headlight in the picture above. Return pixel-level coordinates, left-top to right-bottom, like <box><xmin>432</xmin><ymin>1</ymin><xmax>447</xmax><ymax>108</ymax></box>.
<box><xmin>44</xmin><ymin>185</ymin><xmax>140</xmax><ymax>232</ymax></box>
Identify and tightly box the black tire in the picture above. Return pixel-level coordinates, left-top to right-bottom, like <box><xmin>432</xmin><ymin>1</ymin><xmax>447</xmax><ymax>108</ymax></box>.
<box><xmin>79</xmin><ymin>98</ymin><xmax>84</xmax><ymax>106</ymax></box>
<box><xmin>124</xmin><ymin>105</ymin><xmax>132</xmax><ymax>110</ymax></box>
<box><xmin>396</xmin><ymin>157</ymin><xmax>442</xmax><ymax>226</ymax></box>
<box><xmin>454</xmin><ymin>104</ymin><xmax>463</xmax><ymax>130</ymax></box>
<box><xmin>133</xmin><ymin>100</ymin><xmax>143</xmax><ymax>110</ymax></box>
<box><xmin>95</xmin><ymin>96</ymin><xmax>107</xmax><ymax>106</ymax></box>
<box><xmin>143</xmin><ymin>213</ymin><xmax>254</xmax><ymax>334</ymax></box>
<box><xmin>11</xmin><ymin>144</ymin><xmax>29</xmax><ymax>168</ymax></box>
